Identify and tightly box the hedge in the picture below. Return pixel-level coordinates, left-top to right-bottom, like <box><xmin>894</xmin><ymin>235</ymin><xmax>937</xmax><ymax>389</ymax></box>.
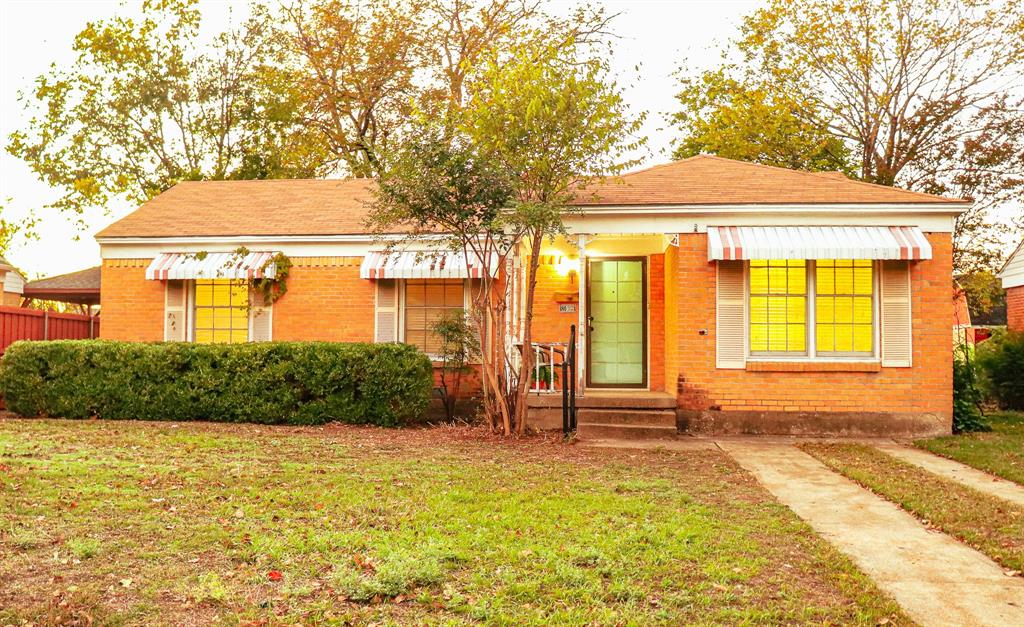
<box><xmin>977</xmin><ymin>330</ymin><xmax>1024</xmax><ymax>411</ymax></box>
<box><xmin>0</xmin><ymin>340</ymin><xmax>433</xmax><ymax>427</ymax></box>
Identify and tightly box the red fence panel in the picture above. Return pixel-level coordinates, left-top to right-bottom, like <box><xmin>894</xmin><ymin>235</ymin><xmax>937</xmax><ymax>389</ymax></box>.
<box><xmin>0</xmin><ymin>306</ymin><xmax>100</xmax><ymax>354</ymax></box>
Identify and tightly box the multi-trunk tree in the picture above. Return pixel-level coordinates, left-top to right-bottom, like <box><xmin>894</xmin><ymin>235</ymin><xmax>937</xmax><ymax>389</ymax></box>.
<box><xmin>372</xmin><ymin>36</ymin><xmax>643</xmax><ymax>435</ymax></box>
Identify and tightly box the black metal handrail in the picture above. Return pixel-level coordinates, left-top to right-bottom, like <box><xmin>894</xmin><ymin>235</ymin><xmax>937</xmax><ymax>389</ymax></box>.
<box><xmin>562</xmin><ymin>324</ymin><xmax>577</xmax><ymax>434</ymax></box>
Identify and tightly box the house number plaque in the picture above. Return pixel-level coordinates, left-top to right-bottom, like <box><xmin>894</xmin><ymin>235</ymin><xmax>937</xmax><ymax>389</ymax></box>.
<box><xmin>558</xmin><ymin>304</ymin><xmax>577</xmax><ymax>313</ymax></box>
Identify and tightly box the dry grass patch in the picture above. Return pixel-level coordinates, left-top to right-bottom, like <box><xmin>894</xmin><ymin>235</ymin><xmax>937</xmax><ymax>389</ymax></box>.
<box><xmin>1</xmin><ymin>417</ymin><xmax>906</xmax><ymax>625</ymax></box>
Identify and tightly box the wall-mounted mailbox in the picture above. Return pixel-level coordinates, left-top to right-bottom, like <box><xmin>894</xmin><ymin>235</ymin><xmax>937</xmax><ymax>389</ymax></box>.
<box><xmin>553</xmin><ymin>291</ymin><xmax>578</xmax><ymax>303</ymax></box>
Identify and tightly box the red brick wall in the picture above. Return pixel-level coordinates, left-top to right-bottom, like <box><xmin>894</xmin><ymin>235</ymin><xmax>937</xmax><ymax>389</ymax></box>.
<box><xmin>669</xmin><ymin>233</ymin><xmax>953</xmax><ymax>418</ymax></box>
<box><xmin>1008</xmin><ymin>286</ymin><xmax>1024</xmax><ymax>332</ymax></box>
<box><xmin>100</xmin><ymin>260</ymin><xmax>165</xmax><ymax>341</ymax></box>
<box><xmin>271</xmin><ymin>259</ymin><xmax>374</xmax><ymax>342</ymax></box>
<box><xmin>529</xmin><ymin>258</ymin><xmax>578</xmax><ymax>345</ymax></box>
<box><xmin>663</xmin><ymin>245</ymin><xmax>680</xmax><ymax>394</ymax></box>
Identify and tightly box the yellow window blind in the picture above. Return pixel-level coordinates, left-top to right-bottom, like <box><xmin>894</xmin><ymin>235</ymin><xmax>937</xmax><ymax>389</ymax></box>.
<box><xmin>815</xmin><ymin>260</ymin><xmax>873</xmax><ymax>354</ymax></box>
<box><xmin>194</xmin><ymin>280</ymin><xmax>249</xmax><ymax>344</ymax></box>
<box><xmin>749</xmin><ymin>260</ymin><xmax>806</xmax><ymax>353</ymax></box>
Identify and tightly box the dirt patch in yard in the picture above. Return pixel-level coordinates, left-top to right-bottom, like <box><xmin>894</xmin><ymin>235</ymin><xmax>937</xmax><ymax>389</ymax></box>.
<box><xmin>1</xmin><ymin>416</ymin><xmax>905</xmax><ymax>625</ymax></box>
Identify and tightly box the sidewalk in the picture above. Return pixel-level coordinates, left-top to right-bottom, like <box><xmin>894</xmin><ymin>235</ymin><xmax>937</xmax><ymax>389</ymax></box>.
<box><xmin>719</xmin><ymin>441</ymin><xmax>1024</xmax><ymax>627</ymax></box>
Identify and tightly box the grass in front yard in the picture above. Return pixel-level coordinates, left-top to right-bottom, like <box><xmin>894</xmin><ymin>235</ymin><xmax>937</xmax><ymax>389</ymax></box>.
<box><xmin>801</xmin><ymin>443</ymin><xmax>1024</xmax><ymax>574</ymax></box>
<box><xmin>0</xmin><ymin>418</ymin><xmax>906</xmax><ymax>625</ymax></box>
<box><xmin>916</xmin><ymin>411</ymin><xmax>1024</xmax><ymax>485</ymax></box>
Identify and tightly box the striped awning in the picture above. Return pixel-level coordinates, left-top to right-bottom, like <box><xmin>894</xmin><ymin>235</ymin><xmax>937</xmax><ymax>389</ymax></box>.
<box><xmin>707</xmin><ymin>226</ymin><xmax>932</xmax><ymax>261</ymax></box>
<box><xmin>145</xmin><ymin>252</ymin><xmax>278</xmax><ymax>281</ymax></box>
<box><xmin>360</xmin><ymin>250</ymin><xmax>497</xmax><ymax>279</ymax></box>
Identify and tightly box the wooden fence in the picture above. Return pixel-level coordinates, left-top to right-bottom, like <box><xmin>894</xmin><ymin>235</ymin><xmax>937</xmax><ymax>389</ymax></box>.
<box><xmin>0</xmin><ymin>306</ymin><xmax>99</xmax><ymax>354</ymax></box>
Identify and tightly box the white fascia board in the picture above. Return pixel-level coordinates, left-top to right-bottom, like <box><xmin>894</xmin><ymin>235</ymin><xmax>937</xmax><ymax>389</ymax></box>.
<box><xmin>569</xmin><ymin>202</ymin><xmax>971</xmax><ymax>215</ymax></box>
<box><xmin>99</xmin><ymin>234</ymin><xmax>453</xmax><ymax>260</ymax></box>
<box><xmin>563</xmin><ymin>212</ymin><xmax>958</xmax><ymax>234</ymax></box>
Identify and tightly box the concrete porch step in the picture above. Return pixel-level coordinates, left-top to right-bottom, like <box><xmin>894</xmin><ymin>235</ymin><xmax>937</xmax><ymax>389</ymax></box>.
<box><xmin>576</xmin><ymin>408</ymin><xmax>677</xmax><ymax>427</ymax></box>
<box><xmin>527</xmin><ymin>391</ymin><xmax>676</xmax><ymax>410</ymax></box>
<box><xmin>576</xmin><ymin>422</ymin><xmax>678</xmax><ymax>440</ymax></box>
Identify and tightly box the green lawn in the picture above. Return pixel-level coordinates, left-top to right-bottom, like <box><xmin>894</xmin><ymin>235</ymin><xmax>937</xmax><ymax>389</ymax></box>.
<box><xmin>801</xmin><ymin>443</ymin><xmax>1024</xmax><ymax>574</ymax></box>
<box><xmin>916</xmin><ymin>411</ymin><xmax>1024</xmax><ymax>485</ymax></box>
<box><xmin>0</xmin><ymin>418</ymin><xmax>905</xmax><ymax>625</ymax></box>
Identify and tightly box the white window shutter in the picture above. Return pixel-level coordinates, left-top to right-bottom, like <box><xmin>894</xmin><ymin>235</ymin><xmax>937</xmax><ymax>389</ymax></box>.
<box><xmin>250</xmin><ymin>288</ymin><xmax>273</xmax><ymax>342</ymax></box>
<box><xmin>881</xmin><ymin>260</ymin><xmax>912</xmax><ymax>367</ymax></box>
<box><xmin>716</xmin><ymin>261</ymin><xmax>746</xmax><ymax>369</ymax></box>
<box><xmin>164</xmin><ymin>280</ymin><xmax>187</xmax><ymax>342</ymax></box>
<box><xmin>375</xmin><ymin>279</ymin><xmax>399</xmax><ymax>342</ymax></box>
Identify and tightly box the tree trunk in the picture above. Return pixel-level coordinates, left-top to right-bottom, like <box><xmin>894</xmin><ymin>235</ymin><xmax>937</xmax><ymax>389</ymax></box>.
<box><xmin>513</xmin><ymin>227</ymin><xmax>544</xmax><ymax>434</ymax></box>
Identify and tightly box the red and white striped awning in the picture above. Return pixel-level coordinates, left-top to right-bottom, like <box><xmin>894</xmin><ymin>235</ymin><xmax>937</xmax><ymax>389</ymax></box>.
<box><xmin>707</xmin><ymin>226</ymin><xmax>932</xmax><ymax>261</ymax></box>
<box><xmin>360</xmin><ymin>250</ymin><xmax>498</xmax><ymax>279</ymax></box>
<box><xmin>145</xmin><ymin>252</ymin><xmax>279</xmax><ymax>281</ymax></box>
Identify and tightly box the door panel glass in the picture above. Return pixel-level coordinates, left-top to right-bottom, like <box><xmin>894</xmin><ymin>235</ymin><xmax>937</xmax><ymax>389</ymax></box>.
<box><xmin>589</xmin><ymin>260</ymin><xmax>645</xmax><ymax>386</ymax></box>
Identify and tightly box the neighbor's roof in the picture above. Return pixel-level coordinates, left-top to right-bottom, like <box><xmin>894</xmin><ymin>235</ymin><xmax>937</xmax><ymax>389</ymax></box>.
<box><xmin>23</xmin><ymin>266</ymin><xmax>101</xmax><ymax>306</ymax></box>
<box><xmin>96</xmin><ymin>155</ymin><xmax>967</xmax><ymax>239</ymax></box>
<box><xmin>24</xmin><ymin>266</ymin><xmax>101</xmax><ymax>292</ymax></box>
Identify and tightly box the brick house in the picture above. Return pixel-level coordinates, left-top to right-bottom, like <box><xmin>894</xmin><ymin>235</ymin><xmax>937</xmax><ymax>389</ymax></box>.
<box><xmin>1001</xmin><ymin>240</ymin><xmax>1024</xmax><ymax>332</ymax></box>
<box><xmin>97</xmin><ymin>156</ymin><xmax>967</xmax><ymax>437</ymax></box>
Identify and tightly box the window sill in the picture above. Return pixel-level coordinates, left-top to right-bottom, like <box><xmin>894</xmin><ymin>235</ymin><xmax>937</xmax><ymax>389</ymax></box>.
<box><xmin>746</xmin><ymin>360</ymin><xmax>881</xmax><ymax>373</ymax></box>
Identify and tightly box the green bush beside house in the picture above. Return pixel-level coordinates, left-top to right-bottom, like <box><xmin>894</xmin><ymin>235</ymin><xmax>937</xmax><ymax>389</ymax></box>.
<box><xmin>0</xmin><ymin>340</ymin><xmax>433</xmax><ymax>427</ymax></box>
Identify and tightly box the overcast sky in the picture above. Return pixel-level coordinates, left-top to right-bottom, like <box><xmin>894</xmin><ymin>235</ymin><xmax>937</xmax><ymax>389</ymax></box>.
<box><xmin>0</xmin><ymin>0</ymin><xmax>1016</xmax><ymax>280</ymax></box>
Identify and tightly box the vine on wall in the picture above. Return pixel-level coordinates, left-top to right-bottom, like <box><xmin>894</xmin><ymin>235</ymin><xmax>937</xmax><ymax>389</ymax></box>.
<box><xmin>186</xmin><ymin>247</ymin><xmax>292</xmax><ymax>308</ymax></box>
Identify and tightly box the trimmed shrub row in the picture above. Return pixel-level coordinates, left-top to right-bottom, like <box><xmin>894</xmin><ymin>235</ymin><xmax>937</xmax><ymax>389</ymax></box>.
<box><xmin>0</xmin><ymin>340</ymin><xmax>433</xmax><ymax>426</ymax></box>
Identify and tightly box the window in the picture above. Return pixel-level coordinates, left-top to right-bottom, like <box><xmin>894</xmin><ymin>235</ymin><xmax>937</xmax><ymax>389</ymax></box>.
<box><xmin>748</xmin><ymin>259</ymin><xmax>875</xmax><ymax>359</ymax></box>
<box><xmin>749</xmin><ymin>260</ymin><xmax>807</xmax><ymax>354</ymax></box>
<box><xmin>816</xmin><ymin>260</ymin><xmax>874</xmax><ymax>355</ymax></box>
<box><xmin>403</xmin><ymin>279</ymin><xmax>465</xmax><ymax>355</ymax></box>
<box><xmin>194</xmin><ymin>280</ymin><xmax>249</xmax><ymax>344</ymax></box>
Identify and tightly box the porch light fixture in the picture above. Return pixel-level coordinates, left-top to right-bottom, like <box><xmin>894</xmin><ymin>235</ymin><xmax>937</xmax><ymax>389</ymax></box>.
<box><xmin>555</xmin><ymin>256</ymin><xmax>580</xmax><ymax>283</ymax></box>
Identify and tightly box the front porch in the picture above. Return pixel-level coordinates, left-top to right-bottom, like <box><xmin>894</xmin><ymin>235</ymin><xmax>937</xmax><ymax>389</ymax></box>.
<box><xmin>526</xmin><ymin>389</ymin><xmax>678</xmax><ymax>438</ymax></box>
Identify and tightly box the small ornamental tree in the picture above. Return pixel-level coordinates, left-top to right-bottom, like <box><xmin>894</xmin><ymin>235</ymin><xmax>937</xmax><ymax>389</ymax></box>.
<box><xmin>372</xmin><ymin>35</ymin><xmax>644</xmax><ymax>435</ymax></box>
<box><xmin>432</xmin><ymin>310</ymin><xmax>481</xmax><ymax>421</ymax></box>
<box><xmin>464</xmin><ymin>38</ymin><xmax>645</xmax><ymax>433</ymax></box>
<box><xmin>370</xmin><ymin>123</ymin><xmax>520</xmax><ymax>433</ymax></box>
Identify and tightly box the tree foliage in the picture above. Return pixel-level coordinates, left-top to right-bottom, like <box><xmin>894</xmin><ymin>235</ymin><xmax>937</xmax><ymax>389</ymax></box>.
<box><xmin>7</xmin><ymin>0</ymin><xmax>330</xmax><ymax>221</ymax></box>
<box><xmin>672</xmin><ymin>68</ymin><xmax>852</xmax><ymax>173</ymax></box>
<box><xmin>284</xmin><ymin>0</ymin><xmax>425</xmax><ymax>178</ymax></box>
<box><xmin>673</xmin><ymin>0</ymin><xmax>1024</xmax><ymax>289</ymax></box>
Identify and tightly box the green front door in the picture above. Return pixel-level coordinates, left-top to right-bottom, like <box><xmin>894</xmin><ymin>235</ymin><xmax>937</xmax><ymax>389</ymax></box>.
<box><xmin>587</xmin><ymin>258</ymin><xmax>647</xmax><ymax>388</ymax></box>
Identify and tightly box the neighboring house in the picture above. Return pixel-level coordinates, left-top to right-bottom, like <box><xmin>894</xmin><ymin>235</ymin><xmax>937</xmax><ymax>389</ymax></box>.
<box><xmin>0</xmin><ymin>255</ymin><xmax>25</xmax><ymax>307</ymax></box>
<box><xmin>953</xmin><ymin>286</ymin><xmax>974</xmax><ymax>345</ymax></box>
<box><xmin>1000</xmin><ymin>240</ymin><xmax>1024</xmax><ymax>332</ymax></box>
<box><xmin>23</xmin><ymin>266</ymin><xmax>102</xmax><ymax>310</ymax></box>
<box><xmin>96</xmin><ymin>155</ymin><xmax>968</xmax><ymax>437</ymax></box>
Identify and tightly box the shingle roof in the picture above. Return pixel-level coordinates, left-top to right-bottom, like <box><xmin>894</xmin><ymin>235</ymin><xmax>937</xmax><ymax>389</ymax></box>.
<box><xmin>97</xmin><ymin>178</ymin><xmax>377</xmax><ymax>238</ymax></box>
<box><xmin>96</xmin><ymin>155</ymin><xmax>966</xmax><ymax>239</ymax></box>
<box><xmin>24</xmin><ymin>266</ymin><xmax>101</xmax><ymax>292</ymax></box>
<box><xmin>571</xmin><ymin>155</ymin><xmax>967</xmax><ymax>206</ymax></box>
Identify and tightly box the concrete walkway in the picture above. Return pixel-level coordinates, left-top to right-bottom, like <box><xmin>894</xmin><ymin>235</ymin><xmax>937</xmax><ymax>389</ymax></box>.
<box><xmin>875</xmin><ymin>443</ymin><xmax>1024</xmax><ymax>508</ymax></box>
<box><xmin>719</xmin><ymin>441</ymin><xmax>1024</xmax><ymax>627</ymax></box>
